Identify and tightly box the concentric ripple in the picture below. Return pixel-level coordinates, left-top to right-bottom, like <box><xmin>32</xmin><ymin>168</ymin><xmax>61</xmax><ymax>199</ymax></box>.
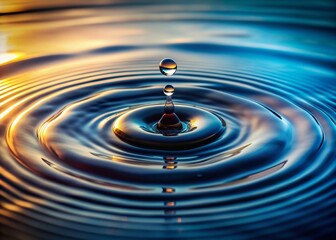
<box><xmin>1</xmin><ymin>1</ymin><xmax>336</xmax><ymax>240</ymax></box>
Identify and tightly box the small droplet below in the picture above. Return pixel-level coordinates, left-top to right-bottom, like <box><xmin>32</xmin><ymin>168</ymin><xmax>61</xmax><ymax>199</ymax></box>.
<box><xmin>164</xmin><ymin>85</ymin><xmax>174</xmax><ymax>96</ymax></box>
<box><xmin>159</xmin><ymin>58</ymin><xmax>177</xmax><ymax>76</ymax></box>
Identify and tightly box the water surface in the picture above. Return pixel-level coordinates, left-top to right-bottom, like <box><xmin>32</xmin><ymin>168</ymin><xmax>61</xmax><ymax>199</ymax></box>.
<box><xmin>1</xmin><ymin>1</ymin><xmax>336</xmax><ymax>239</ymax></box>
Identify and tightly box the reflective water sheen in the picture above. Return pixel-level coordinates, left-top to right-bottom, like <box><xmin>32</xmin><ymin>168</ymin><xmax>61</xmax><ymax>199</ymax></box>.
<box><xmin>1</xmin><ymin>1</ymin><xmax>335</xmax><ymax>240</ymax></box>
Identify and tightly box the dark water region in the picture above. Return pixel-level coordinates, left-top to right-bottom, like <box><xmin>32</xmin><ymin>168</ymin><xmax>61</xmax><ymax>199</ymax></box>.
<box><xmin>1</xmin><ymin>1</ymin><xmax>336</xmax><ymax>239</ymax></box>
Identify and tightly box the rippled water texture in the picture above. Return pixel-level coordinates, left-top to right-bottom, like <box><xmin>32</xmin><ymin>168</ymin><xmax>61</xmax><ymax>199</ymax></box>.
<box><xmin>1</xmin><ymin>1</ymin><xmax>336</xmax><ymax>239</ymax></box>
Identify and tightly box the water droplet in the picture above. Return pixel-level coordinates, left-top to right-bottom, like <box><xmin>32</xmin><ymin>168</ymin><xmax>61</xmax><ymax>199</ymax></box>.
<box><xmin>163</xmin><ymin>84</ymin><xmax>174</xmax><ymax>96</ymax></box>
<box><xmin>159</xmin><ymin>58</ymin><xmax>177</xmax><ymax>76</ymax></box>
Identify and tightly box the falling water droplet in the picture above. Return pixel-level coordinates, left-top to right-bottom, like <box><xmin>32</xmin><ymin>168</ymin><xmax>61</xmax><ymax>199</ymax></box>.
<box><xmin>159</xmin><ymin>58</ymin><xmax>177</xmax><ymax>76</ymax></box>
<box><xmin>163</xmin><ymin>84</ymin><xmax>174</xmax><ymax>96</ymax></box>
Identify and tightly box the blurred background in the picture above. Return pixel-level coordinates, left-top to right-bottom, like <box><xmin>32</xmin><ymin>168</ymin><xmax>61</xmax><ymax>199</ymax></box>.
<box><xmin>2</xmin><ymin>0</ymin><xmax>336</xmax><ymax>67</ymax></box>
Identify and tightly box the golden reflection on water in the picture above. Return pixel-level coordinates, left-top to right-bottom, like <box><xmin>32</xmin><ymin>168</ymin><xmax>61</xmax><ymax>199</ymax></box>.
<box><xmin>0</xmin><ymin>52</ymin><xmax>24</xmax><ymax>65</ymax></box>
<box><xmin>1</xmin><ymin>1</ymin><xmax>215</xmax><ymax>68</ymax></box>
<box><xmin>1</xmin><ymin>168</ymin><xmax>45</xmax><ymax>213</ymax></box>
<box><xmin>2</xmin><ymin>1</ymin><xmax>124</xmax><ymax>13</ymax></box>
<box><xmin>2</xmin><ymin>7</ymin><xmax>155</xmax><ymax>60</ymax></box>
<box><xmin>162</xmin><ymin>187</ymin><xmax>175</xmax><ymax>193</ymax></box>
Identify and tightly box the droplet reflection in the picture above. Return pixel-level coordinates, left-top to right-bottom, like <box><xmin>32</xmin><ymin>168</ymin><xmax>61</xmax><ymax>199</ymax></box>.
<box><xmin>163</xmin><ymin>84</ymin><xmax>175</xmax><ymax>96</ymax></box>
<box><xmin>159</xmin><ymin>58</ymin><xmax>177</xmax><ymax>76</ymax></box>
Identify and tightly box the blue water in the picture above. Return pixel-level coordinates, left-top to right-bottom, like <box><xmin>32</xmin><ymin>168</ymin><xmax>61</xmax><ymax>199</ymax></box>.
<box><xmin>1</xmin><ymin>1</ymin><xmax>335</xmax><ymax>239</ymax></box>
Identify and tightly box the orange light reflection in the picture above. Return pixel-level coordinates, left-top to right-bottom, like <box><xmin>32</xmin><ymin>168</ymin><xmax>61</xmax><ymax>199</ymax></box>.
<box><xmin>0</xmin><ymin>52</ymin><xmax>23</xmax><ymax>65</ymax></box>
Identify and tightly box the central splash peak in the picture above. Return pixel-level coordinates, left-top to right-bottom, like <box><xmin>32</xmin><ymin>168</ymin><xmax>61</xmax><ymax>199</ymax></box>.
<box><xmin>157</xmin><ymin>85</ymin><xmax>182</xmax><ymax>132</ymax></box>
